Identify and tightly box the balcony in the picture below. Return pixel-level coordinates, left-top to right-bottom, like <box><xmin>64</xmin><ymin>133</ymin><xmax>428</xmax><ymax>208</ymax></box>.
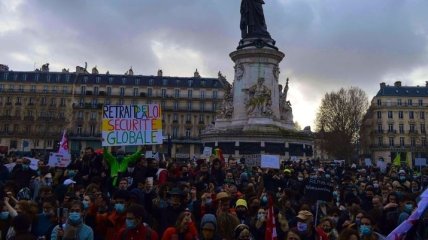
<box><xmin>387</xmin><ymin>130</ymin><xmax>397</xmax><ymax>134</ymax></box>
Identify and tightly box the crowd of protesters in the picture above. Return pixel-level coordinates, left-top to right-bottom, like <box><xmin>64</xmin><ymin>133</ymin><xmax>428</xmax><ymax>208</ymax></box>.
<box><xmin>0</xmin><ymin>146</ymin><xmax>427</xmax><ymax>240</ymax></box>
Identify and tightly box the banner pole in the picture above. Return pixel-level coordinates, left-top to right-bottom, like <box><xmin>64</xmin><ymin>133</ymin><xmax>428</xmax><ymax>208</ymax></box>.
<box><xmin>314</xmin><ymin>200</ymin><xmax>320</xmax><ymax>227</ymax></box>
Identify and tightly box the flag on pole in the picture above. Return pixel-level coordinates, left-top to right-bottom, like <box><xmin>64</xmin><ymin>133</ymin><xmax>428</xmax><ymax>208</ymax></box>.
<box><xmin>58</xmin><ymin>130</ymin><xmax>69</xmax><ymax>155</ymax></box>
<box><xmin>392</xmin><ymin>153</ymin><xmax>401</xmax><ymax>167</ymax></box>
<box><xmin>405</xmin><ymin>153</ymin><xmax>411</xmax><ymax>167</ymax></box>
<box><xmin>265</xmin><ymin>195</ymin><xmax>277</xmax><ymax>240</ymax></box>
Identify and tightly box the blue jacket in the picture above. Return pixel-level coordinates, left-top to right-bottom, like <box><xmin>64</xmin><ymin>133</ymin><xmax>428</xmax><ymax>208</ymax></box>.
<box><xmin>51</xmin><ymin>222</ymin><xmax>93</xmax><ymax>240</ymax></box>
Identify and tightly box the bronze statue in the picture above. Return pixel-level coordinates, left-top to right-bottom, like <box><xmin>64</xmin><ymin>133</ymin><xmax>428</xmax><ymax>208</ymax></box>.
<box><xmin>240</xmin><ymin>0</ymin><xmax>271</xmax><ymax>39</ymax></box>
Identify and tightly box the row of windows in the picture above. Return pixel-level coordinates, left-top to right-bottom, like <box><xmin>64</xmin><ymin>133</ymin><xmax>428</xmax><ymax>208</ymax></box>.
<box><xmin>0</xmin><ymin>96</ymin><xmax>67</xmax><ymax>106</ymax></box>
<box><xmin>377</xmin><ymin>123</ymin><xmax>426</xmax><ymax>134</ymax></box>
<box><xmin>377</xmin><ymin>110</ymin><xmax>425</xmax><ymax>120</ymax></box>
<box><xmin>1</xmin><ymin>110</ymin><xmax>66</xmax><ymax>118</ymax></box>
<box><xmin>377</xmin><ymin>98</ymin><xmax>424</xmax><ymax>106</ymax></box>
<box><xmin>377</xmin><ymin>137</ymin><xmax>427</xmax><ymax>147</ymax></box>
<box><xmin>1</xmin><ymin>73</ymin><xmax>218</xmax><ymax>88</ymax></box>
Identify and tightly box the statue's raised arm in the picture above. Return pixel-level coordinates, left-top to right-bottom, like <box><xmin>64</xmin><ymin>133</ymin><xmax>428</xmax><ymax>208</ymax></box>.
<box><xmin>240</xmin><ymin>0</ymin><xmax>271</xmax><ymax>39</ymax></box>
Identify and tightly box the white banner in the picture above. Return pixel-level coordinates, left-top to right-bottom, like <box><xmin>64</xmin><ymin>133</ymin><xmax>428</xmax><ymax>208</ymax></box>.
<box><xmin>48</xmin><ymin>153</ymin><xmax>71</xmax><ymax>168</ymax></box>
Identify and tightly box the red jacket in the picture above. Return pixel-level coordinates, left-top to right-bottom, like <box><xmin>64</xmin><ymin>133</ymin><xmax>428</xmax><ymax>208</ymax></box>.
<box><xmin>115</xmin><ymin>224</ymin><xmax>159</xmax><ymax>240</ymax></box>
<box><xmin>161</xmin><ymin>222</ymin><xmax>198</xmax><ymax>240</ymax></box>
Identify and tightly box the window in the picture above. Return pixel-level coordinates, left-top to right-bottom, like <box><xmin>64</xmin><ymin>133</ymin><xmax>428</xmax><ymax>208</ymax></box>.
<box><xmin>80</xmin><ymin>86</ymin><xmax>86</xmax><ymax>95</ymax></box>
<box><xmin>43</xmin><ymin>85</ymin><xmax>48</xmax><ymax>93</ymax></box>
<box><xmin>83</xmin><ymin>76</ymin><xmax>88</xmax><ymax>83</ymax></box>
<box><xmin>107</xmin><ymin>87</ymin><xmax>112</xmax><ymax>96</ymax></box>
<box><xmin>79</xmin><ymin>98</ymin><xmax>84</xmax><ymax>107</ymax></box>
<box><xmin>187</xmin><ymin>101</ymin><xmax>192</xmax><ymax>111</ymax></box>
<box><xmin>120</xmin><ymin>87</ymin><xmax>125</xmax><ymax>96</ymax></box>
<box><xmin>421</xmin><ymin>124</ymin><xmax>426</xmax><ymax>134</ymax></box>
<box><xmin>149</xmin><ymin>79</ymin><xmax>154</xmax><ymax>86</ymax></box>
<box><xmin>186</xmin><ymin>114</ymin><xmax>191</xmax><ymax>122</ymax></box>
<box><xmin>400</xmin><ymin>137</ymin><xmax>405</xmax><ymax>146</ymax></box>
<box><xmin>377</xmin><ymin>137</ymin><xmax>383</xmax><ymax>146</ymax></box>
<box><xmin>78</xmin><ymin>111</ymin><xmax>83</xmax><ymax>119</ymax></box>
<box><xmin>389</xmin><ymin>137</ymin><xmax>394</xmax><ymax>147</ymax></box>
<box><xmin>174</xmin><ymin>101</ymin><xmax>178</xmax><ymax>111</ymax></box>
<box><xmin>185</xmin><ymin>129</ymin><xmax>191</xmax><ymax>138</ymax></box>
<box><xmin>161</xmin><ymin>101</ymin><xmax>166</xmax><ymax>110</ymax></box>
<box><xmin>63</xmin><ymin>86</ymin><xmax>68</xmax><ymax>94</ymax></box>
<box><xmin>0</xmin><ymin>84</ymin><xmax>4</xmax><ymax>92</ymax></box>
<box><xmin>16</xmin><ymin>97</ymin><xmax>22</xmax><ymax>104</ymax></box>
<box><xmin>388</xmin><ymin>111</ymin><xmax>393</xmax><ymax>119</ymax></box>
<box><xmin>200</xmin><ymin>90</ymin><xmax>205</xmax><ymax>99</ymax></box>
<box><xmin>58</xmin><ymin>112</ymin><xmax>65</xmax><ymax>118</ymax></box>
<box><xmin>161</xmin><ymin>89</ymin><xmax>167</xmax><ymax>98</ymax></box>
<box><xmin>212</xmin><ymin>103</ymin><xmax>217</xmax><ymax>111</ymax></box>
<box><xmin>377</xmin><ymin>99</ymin><xmax>382</xmax><ymax>106</ymax></box>
<box><xmin>388</xmin><ymin>124</ymin><xmax>394</xmax><ymax>132</ymax></box>
<box><xmin>92</xmin><ymin>98</ymin><xmax>98</xmax><ymax>107</ymax></box>
<box><xmin>119</xmin><ymin>99</ymin><xmax>124</xmax><ymax>105</ymax></box>
<box><xmin>122</xmin><ymin>78</ymin><xmax>127</xmax><ymax>84</ymax></box>
<box><xmin>46</xmin><ymin>75</ymin><xmax>51</xmax><ymax>82</ymax></box>
<box><xmin>133</xmin><ymin>88</ymin><xmax>139</xmax><ymax>97</ymax></box>
<box><xmin>399</xmin><ymin>124</ymin><xmax>404</xmax><ymax>134</ymax></box>
<box><xmin>50</xmin><ymin>98</ymin><xmax>56</xmax><ymax>106</ymax></box>
<box><xmin>96</xmin><ymin>77</ymin><xmax>101</xmax><ymax>84</ymax></box>
<box><xmin>411</xmin><ymin>137</ymin><xmax>416</xmax><ymax>147</ymax></box>
<box><xmin>31</xmin><ymin>85</ymin><xmax>36</xmax><ymax>92</ymax></box>
<box><xmin>105</xmin><ymin>99</ymin><xmax>111</xmax><ymax>105</ymax></box>
<box><xmin>46</xmin><ymin>140</ymin><xmax>53</xmax><ymax>147</ymax></box>
<box><xmin>199</xmin><ymin>114</ymin><xmax>204</xmax><ymax>123</ymax></box>
<box><xmin>175</xmin><ymin>89</ymin><xmax>180</xmax><ymax>98</ymax></box>
<box><xmin>108</xmin><ymin>77</ymin><xmax>113</xmax><ymax>84</ymax></box>
<box><xmin>410</xmin><ymin>124</ymin><xmax>415</xmax><ymax>133</ymax></box>
<box><xmin>162</xmin><ymin>79</ymin><xmax>168</xmax><ymax>86</ymax></box>
<box><xmin>188</xmin><ymin>90</ymin><xmax>192</xmax><ymax>98</ymax></box>
<box><xmin>422</xmin><ymin>137</ymin><xmax>427</xmax><ymax>147</ymax></box>
<box><xmin>19</xmin><ymin>85</ymin><xmax>24</xmax><ymax>92</ymax></box>
<box><xmin>397</xmin><ymin>99</ymin><xmax>402</xmax><ymax>106</ymax></box>
<box><xmin>407</xmin><ymin>99</ymin><xmax>412</xmax><ymax>106</ymax></box>
<box><xmin>213</xmin><ymin>91</ymin><xmax>218</xmax><ymax>99</ymax></box>
<box><xmin>172</xmin><ymin>127</ymin><xmax>178</xmax><ymax>138</ymax></box>
<box><xmin>398</xmin><ymin>111</ymin><xmax>403</xmax><ymax>119</ymax></box>
<box><xmin>147</xmin><ymin>88</ymin><xmax>152</xmax><ymax>97</ymax></box>
<box><xmin>188</xmin><ymin>80</ymin><xmax>193</xmax><ymax>87</ymax></box>
<box><xmin>52</xmin><ymin>85</ymin><xmax>58</xmax><ymax>93</ymax></box>
<box><xmin>135</xmin><ymin>79</ymin><xmax>140</xmax><ymax>85</ymax></box>
<box><xmin>420</xmin><ymin>112</ymin><xmax>425</xmax><ymax>119</ymax></box>
<box><xmin>41</xmin><ymin>97</ymin><xmax>47</xmax><ymax>105</ymax></box>
<box><xmin>90</xmin><ymin>125</ymin><xmax>96</xmax><ymax>136</ymax></box>
<box><xmin>94</xmin><ymin>87</ymin><xmax>99</xmax><ymax>95</ymax></box>
<box><xmin>409</xmin><ymin>111</ymin><xmax>414</xmax><ymax>119</ymax></box>
<box><xmin>377</xmin><ymin>124</ymin><xmax>383</xmax><ymax>133</ymax></box>
<box><xmin>35</xmin><ymin>74</ymin><xmax>39</xmax><ymax>81</ymax></box>
<box><xmin>200</xmin><ymin>102</ymin><xmax>205</xmax><ymax>112</ymax></box>
<box><xmin>77</xmin><ymin>125</ymin><xmax>82</xmax><ymax>135</ymax></box>
<box><xmin>4</xmin><ymin>124</ymin><xmax>9</xmax><ymax>133</ymax></box>
<box><xmin>173</xmin><ymin>113</ymin><xmax>178</xmax><ymax>122</ymax></box>
<box><xmin>418</xmin><ymin>99</ymin><xmax>423</xmax><ymax>106</ymax></box>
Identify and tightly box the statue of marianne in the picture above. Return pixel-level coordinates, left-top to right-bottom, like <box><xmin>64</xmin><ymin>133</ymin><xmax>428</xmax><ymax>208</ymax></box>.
<box><xmin>240</xmin><ymin>0</ymin><xmax>271</xmax><ymax>39</ymax></box>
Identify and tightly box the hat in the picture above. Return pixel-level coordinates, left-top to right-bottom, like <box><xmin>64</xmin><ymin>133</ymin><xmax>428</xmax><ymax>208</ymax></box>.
<box><xmin>63</xmin><ymin>179</ymin><xmax>76</xmax><ymax>186</ymax></box>
<box><xmin>399</xmin><ymin>169</ymin><xmax>406</xmax><ymax>175</ymax></box>
<box><xmin>168</xmin><ymin>188</ymin><xmax>184</xmax><ymax>196</ymax></box>
<box><xmin>297</xmin><ymin>210</ymin><xmax>313</xmax><ymax>221</ymax></box>
<box><xmin>236</xmin><ymin>199</ymin><xmax>248</xmax><ymax>209</ymax></box>
<box><xmin>44</xmin><ymin>173</ymin><xmax>52</xmax><ymax>179</ymax></box>
<box><xmin>201</xmin><ymin>214</ymin><xmax>217</xmax><ymax>230</ymax></box>
<box><xmin>216</xmin><ymin>192</ymin><xmax>230</xmax><ymax>201</ymax></box>
<box><xmin>317</xmin><ymin>168</ymin><xmax>325</xmax><ymax>173</ymax></box>
<box><xmin>284</xmin><ymin>169</ymin><xmax>292</xmax><ymax>174</ymax></box>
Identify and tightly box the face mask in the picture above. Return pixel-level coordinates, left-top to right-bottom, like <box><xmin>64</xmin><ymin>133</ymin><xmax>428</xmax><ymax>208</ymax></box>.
<box><xmin>298</xmin><ymin>177</ymin><xmax>304</xmax><ymax>181</ymax></box>
<box><xmin>297</xmin><ymin>222</ymin><xmax>308</xmax><ymax>232</ymax></box>
<box><xmin>68</xmin><ymin>170</ymin><xmax>76</xmax><ymax>178</ymax></box>
<box><xmin>261</xmin><ymin>196</ymin><xmax>268</xmax><ymax>204</ymax></box>
<box><xmin>355</xmin><ymin>219</ymin><xmax>361</xmax><ymax>226</ymax></box>
<box><xmin>115</xmin><ymin>203</ymin><xmax>125</xmax><ymax>213</ymax></box>
<box><xmin>0</xmin><ymin>211</ymin><xmax>9</xmax><ymax>220</ymax></box>
<box><xmin>126</xmin><ymin>219</ymin><xmax>137</xmax><ymax>229</ymax></box>
<box><xmin>399</xmin><ymin>176</ymin><xmax>406</xmax><ymax>181</ymax></box>
<box><xmin>22</xmin><ymin>164</ymin><xmax>29</xmax><ymax>170</ymax></box>
<box><xmin>325</xmin><ymin>174</ymin><xmax>331</xmax><ymax>179</ymax></box>
<box><xmin>359</xmin><ymin>225</ymin><xmax>371</xmax><ymax>236</ymax></box>
<box><xmin>373</xmin><ymin>183</ymin><xmax>379</xmax><ymax>188</ymax></box>
<box><xmin>205</xmin><ymin>199</ymin><xmax>212</xmax><ymax>206</ymax></box>
<box><xmin>45</xmin><ymin>178</ymin><xmax>53</xmax><ymax>186</ymax></box>
<box><xmin>404</xmin><ymin>204</ymin><xmax>413</xmax><ymax>213</ymax></box>
<box><xmin>127</xmin><ymin>167</ymin><xmax>134</xmax><ymax>172</ymax></box>
<box><xmin>257</xmin><ymin>212</ymin><xmax>266</xmax><ymax>220</ymax></box>
<box><xmin>68</xmin><ymin>212</ymin><xmax>81</xmax><ymax>224</ymax></box>
<box><xmin>82</xmin><ymin>200</ymin><xmax>90</xmax><ymax>209</ymax></box>
<box><xmin>331</xmin><ymin>217</ymin><xmax>339</xmax><ymax>224</ymax></box>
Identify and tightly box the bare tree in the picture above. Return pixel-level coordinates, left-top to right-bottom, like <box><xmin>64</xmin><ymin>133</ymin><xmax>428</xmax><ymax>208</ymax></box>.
<box><xmin>316</xmin><ymin>87</ymin><xmax>369</xmax><ymax>162</ymax></box>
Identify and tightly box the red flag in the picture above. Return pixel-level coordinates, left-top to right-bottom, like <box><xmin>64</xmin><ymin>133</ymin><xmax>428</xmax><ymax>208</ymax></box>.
<box><xmin>265</xmin><ymin>195</ymin><xmax>277</xmax><ymax>240</ymax></box>
<box><xmin>58</xmin><ymin>130</ymin><xmax>69</xmax><ymax>155</ymax></box>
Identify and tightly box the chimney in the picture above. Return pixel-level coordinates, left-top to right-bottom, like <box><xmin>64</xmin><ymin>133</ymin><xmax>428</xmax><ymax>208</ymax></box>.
<box><xmin>194</xmin><ymin>69</ymin><xmax>200</xmax><ymax>78</ymax></box>
<box><xmin>394</xmin><ymin>81</ymin><xmax>401</xmax><ymax>87</ymax></box>
<box><xmin>157</xmin><ymin>69</ymin><xmax>163</xmax><ymax>77</ymax></box>
<box><xmin>380</xmin><ymin>82</ymin><xmax>386</xmax><ymax>89</ymax></box>
<box><xmin>426</xmin><ymin>81</ymin><xmax>428</xmax><ymax>87</ymax></box>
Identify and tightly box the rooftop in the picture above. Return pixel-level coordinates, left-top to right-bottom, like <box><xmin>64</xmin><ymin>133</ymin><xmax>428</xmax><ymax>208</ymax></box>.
<box><xmin>376</xmin><ymin>81</ymin><xmax>428</xmax><ymax>97</ymax></box>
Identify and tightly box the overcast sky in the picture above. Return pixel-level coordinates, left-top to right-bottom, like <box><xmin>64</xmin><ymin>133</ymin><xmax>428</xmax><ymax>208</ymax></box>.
<box><xmin>1</xmin><ymin>0</ymin><xmax>428</xmax><ymax>129</ymax></box>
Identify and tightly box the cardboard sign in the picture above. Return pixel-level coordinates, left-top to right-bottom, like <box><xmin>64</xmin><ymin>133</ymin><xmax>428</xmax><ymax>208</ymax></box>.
<box><xmin>242</xmin><ymin>154</ymin><xmax>261</xmax><ymax>167</ymax></box>
<box><xmin>48</xmin><ymin>153</ymin><xmax>71</xmax><ymax>168</ymax></box>
<box><xmin>102</xmin><ymin>104</ymin><xmax>163</xmax><ymax>146</ymax></box>
<box><xmin>304</xmin><ymin>177</ymin><xmax>334</xmax><ymax>202</ymax></box>
<box><xmin>261</xmin><ymin>154</ymin><xmax>280</xmax><ymax>169</ymax></box>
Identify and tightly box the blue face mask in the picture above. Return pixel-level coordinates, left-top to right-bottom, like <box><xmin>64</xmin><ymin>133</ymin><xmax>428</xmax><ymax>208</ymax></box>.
<box><xmin>115</xmin><ymin>203</ymin><xmax>125</xmax><ymax>213</ymax></box>
<box><xmin>68</xmin><ymin>212</ymin><xmax>81</xmax><ymax>224</ymax></box>
<box><xmin>68</xmin><ymin>170</ymin><xmax>76</xmax><ymax>178</ymax></box>
<box><xmin>360</xmin><ymin>225</ymin><xmax>371</xmax><ymax>236</ymax></box>
<box><xmin>0</xmin><ymin>211</ymin><xmax>9</xmax><ymax>220</ymax></box>
<box><xmin>261</xmin><ymin>196</ymin><xmax>268</xmax><ymax>204</ymax></box>
<box><xmin>399</xmin><ymin>176</ymin><xmax>406</xmax><ymax>181</ymax></box>
<box><xmin>82</xmin><ymin>200</ymin><xmax>90</xmax><ymax>209</ymax></box>
<box><xmin>126</xmin><ymin>219</ymin><xmax>137</xmax><ymax>229</ymax></box>
<box><xmin>325</xmin><ymin>174</ymin><xmax>331</xmax><ymax>179</ymax></box>
<box><xmin>404</xmin><ymin>204</ymin><xmax>413</xmax><ymax>213</ymax></box>
<box><xmin>22</xmin><ymin>164</ymin><xmax>29</xmax><ymax>170</ymax></box>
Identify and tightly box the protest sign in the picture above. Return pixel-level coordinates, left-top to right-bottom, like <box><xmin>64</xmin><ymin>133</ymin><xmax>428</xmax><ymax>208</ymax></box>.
<box><xmin>202</xmin><ymin>147</ymin><xmax>212</xmax><ymax>157</ymax></box>
<box><xmin>145</xmin><ymin>151</ymin><xmax>153</xmax><ymax>158</ymax></box>
<box><xmin>261</xmin><ymin>154</ymin><xmax>280</xmax><ymax>169</ymax></box>
<box><xmin>48</xmin><ymin>153</ymin><xmax>71</xmax><ymax>168</ymax></box>
<box><xmin>23</xmin><ymin>157</ymin><xmax>40</xmax><ymax>170</ymax></box>
<box><xmin>304</xmin><ymin>177</ymin><xmax>334</xmax><ymax>202</ymax></box>
<box><xmin>415</xmin><ymin>158</ymin><xmax>427</xmax><ymax>167</ymax></box>
<box><xmin>364</xmin><ymin>158</ymin><xmax>372</xmax><ymax>167</ymax></box>
<box><xmin>102</xmin><ymin>104</ymin><xmax>163</xmax><ymax>146</ymax></box>
<box><xmin>4</xmin><ymin>163</ymin><xmax>15</xmax><ymax>172</ymax></box>
<box><xmin>242</xmin><ymin>154</ymin><xmax>261</xmax><ymax>167</ymax></box>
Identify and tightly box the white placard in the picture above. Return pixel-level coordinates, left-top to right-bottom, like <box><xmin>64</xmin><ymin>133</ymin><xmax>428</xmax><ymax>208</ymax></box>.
<box><xmin>145</xmin><ymin>151</ymin><xmax>153</xmax><ymax>158</ymax></box>
<box><xmin>48</xmin><ymin>153</ymin><xmax>71</xmax><ymax>168</ymax></box>
<box><xmin>261</xmin><ymin>154</ymin><xmax>280</xmax><ymax>169</ymax></box>
<box><xmin>415</xmin><ymin>158</ymin><xmax>427</xmax><ymax>167</ymax></box>
<box><xmin>4</xmin><ymin>163</ymin><xmax>16</xmax><ymax>172</ymax></box>
<box><xmin>202</xmin><ymin>147</ymin><xmax>212</xmax><ymax>157</ymax></box>
<box><xmin>23</xmin><ymin>157</ymin><xmax>40</xmax><ymax>170</ymax></box>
